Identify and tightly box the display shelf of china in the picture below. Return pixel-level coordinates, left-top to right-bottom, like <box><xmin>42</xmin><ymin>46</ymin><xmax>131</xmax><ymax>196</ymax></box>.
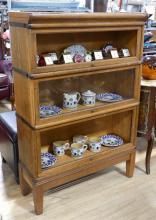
<box><xmin>10</xmin><ymin>12</ymin><xmax>146</xmax><ymax>215</ymax></box>
<box><xmin>14</xmin><ymin>66</ymin><xmax>139</xmax><ymax>128</ymax></box>
<box><xmin>37</xmin><ymin>98</ymin><xmax>137</xmax><ymax>128</ymax></box>
<box><xmin>36</xmin><ymin>44</ymin><xmax>132</xmax><ymax>74</ymax></box>
<box><xmin>39</xmin><ymin>98</ymin><xmax>129</xmax><ymax>119</ymax></box>
<box><xmin>40</xmin><ymin>143</ymin><xmax>132</xmax><ymax>173</ymax></box>
<box><xmin>41</xmin><ymin>133</ymin><xmax>125</xmax><ymax>171</ymax></box>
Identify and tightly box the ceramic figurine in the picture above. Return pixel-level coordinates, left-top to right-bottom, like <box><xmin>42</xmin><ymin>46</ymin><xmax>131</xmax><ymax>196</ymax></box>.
<box><xmin>53</xmin><ymin>141</ymin><xmax>70</xmax><ymax>156</ymax></box>
<box><xmin>71</xmin><ymin>143</ymin><xmax>88</xmax><ymax>158</ymax></box>
<box><xmin>88</xmin><ymin>137</ymin><xmax>102</xmax><ymax>152</ymax></box>
<box><xmin>82</xmin><ymin>90</ymin><xmax>96</xmax><ymax>106</ymax></box>
<box><xmin>38</xmin><ymin>55</ymin><xmax>46</xmax><ymax>66</ymax></box>
<box><xmin>73</xmin><ymin>54</ymin><xmax>84</xmax><ymax>63</ymax></box>
<box><xmin>102</xmin><ymin>43</ymin><xmax>114</xmax><ymax>58</ymax></box>
<box><xmin>63</xmin><ymin>92</ymin><xmax>81</xmax><ymax>109</ymax></box>
<box><xmin>73</xmin><ymin>135</ymin><xmax>88</xmax><ymax>144</ymax></box>
<box><xmin>102</xmin><ymin>43</ymin><xmax>119</xmax><ymax>59</ymax></box>
<box><xmin>84</xmin><ymin>52</ymin><xmax>92</xmax><ymax>62</ymax></box>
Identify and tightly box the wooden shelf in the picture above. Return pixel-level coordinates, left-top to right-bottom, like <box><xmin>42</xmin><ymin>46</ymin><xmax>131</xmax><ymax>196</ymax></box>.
<box><xmin>36</xmin><ymin>99</ymin><xmax>139</xmax><ymax>130</ymax></box>
<box><xmin>40</xmin><ymin>143</ymin><xmax>134</xmax><ymax>176</ymax></box>
<box><xmin>33</xmin><ymin>56</ymin><xmax>140</xmax><ymax>76</ymax></box>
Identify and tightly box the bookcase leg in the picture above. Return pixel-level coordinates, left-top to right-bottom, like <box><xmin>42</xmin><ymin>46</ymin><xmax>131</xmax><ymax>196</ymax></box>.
<box><xmin>33</xmin><ymin>186</ymin><xmax>44</xmax><ymax>215</ymax></box>
<box><xmin>19</xmin><ymin>164</ymin><xmax>31</xmax><ymax>196</ymax></box>
<box><xmin>126</xmin><ymin>151</ymin><xmax>136</xmax><ymax>177</ymax></box>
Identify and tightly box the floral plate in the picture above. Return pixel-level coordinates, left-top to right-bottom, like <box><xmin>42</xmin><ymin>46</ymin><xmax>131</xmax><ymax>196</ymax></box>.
<box><xmin>64</xmin><ymin>44</ymin><xmax>87</xmax><ymax>59</ymax></box>
<box><xmin>100</xmin><ymin>134</ymin><xmax>124</xmax><ymax>147</ymax></box>
<box><xmin>40</xmin><ymin>105</ymin><xmax>62</xmax><ymax>118</ymax></box>
<box><xmin>96</xmin><ymin>93</ymin><xmax>123</xmax><ymax>102</ymax></box>
<box><xmin>41</xmin><ymin>152</ymin><xmax>57</xmax><ymax>169</ymax></box>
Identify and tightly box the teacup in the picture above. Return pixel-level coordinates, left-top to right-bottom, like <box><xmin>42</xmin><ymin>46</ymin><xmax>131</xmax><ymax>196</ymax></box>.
<box><xmin>73</xmin><ymin>135</ymin><xmax>88</xmax><ymax>144</ymax></box>
<box><xmin>71</xmin><ymin>143</ymin><xmax>88</xmax><ymax>158</ymax></box>
<box><xmin>88</xmin><ymin>137</ymin><xmax>102</xmax><ymax>153</ymax></box>
<box><xmin>53</xmin><ymin>141</ymin><xmax>70</xmax><ymax>156</ymax></box>
<box><xmin>63</xmin><ymin>92</ymin><xmax>81</xmax><ymax>109</ymax></box>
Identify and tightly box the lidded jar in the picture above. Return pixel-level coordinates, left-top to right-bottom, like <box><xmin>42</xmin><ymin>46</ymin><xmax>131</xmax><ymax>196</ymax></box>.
<box><xmin>82</xmin><ymin>90</ymin><xmax>96</xmax><ymax>106</ymax></box>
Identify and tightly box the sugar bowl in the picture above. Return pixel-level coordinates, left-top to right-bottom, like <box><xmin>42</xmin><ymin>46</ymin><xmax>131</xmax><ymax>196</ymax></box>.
<box><xmin>82</xmin><ymin>90</ymin><xmax>96</xmax><ymax>106</ymax></box>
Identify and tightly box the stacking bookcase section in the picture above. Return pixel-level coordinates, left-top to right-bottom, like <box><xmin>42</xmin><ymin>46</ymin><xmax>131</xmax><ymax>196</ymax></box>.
<box><xmin>14</xmin><ymin>66</ymin><xmax>141</xmax><ymax>128</ymax></box>
<box><xmin>17</xmin><ymin>108</ymin><xmax>135</xmax><ymax>177</ymax></box>
<box><xmin>9</xmin><ymin>12</ymin><xmax>146</xmax><ymax>75</ymax></box>
<box><xmin>9</xmin><ymin>12</ymin><xmax>146</xmax><ymax>215</ymax></box>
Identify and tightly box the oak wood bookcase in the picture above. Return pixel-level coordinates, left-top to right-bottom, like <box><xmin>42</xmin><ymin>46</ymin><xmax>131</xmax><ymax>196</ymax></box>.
<box><xmin>9</xmin><ymin>12</ymin><xmax>146</xmax><ymax>215</ymax></box>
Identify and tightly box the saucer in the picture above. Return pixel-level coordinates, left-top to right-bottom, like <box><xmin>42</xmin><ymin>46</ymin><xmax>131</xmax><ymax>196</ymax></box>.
<box><xmin>40</xmin><ymin>105</ymin><xmax>62</xmax><ymax>118</ymax></box>
<box><xmin>96</xmin><ymin>93</ymin><xmax>123</xmax><ymax>102</ymax></box>
<box><xmin>100</xmin><ymin>134</ymin><xmax>124</xmax><ymax>147</ymax></box>
<box><xmin>41</xmin><ymin>152</ymin><xmax>57</xmax><ymax>169</ymax></box>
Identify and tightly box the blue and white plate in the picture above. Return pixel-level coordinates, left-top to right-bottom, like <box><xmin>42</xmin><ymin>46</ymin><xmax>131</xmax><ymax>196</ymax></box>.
<box><xmin>64</xmin><ymin>44</ymin><xmax>87</xmax><ymax>59</ymax></box>
<box><xmin>40</xmin><ymin>105</ymin><xmax>62</xmax><ymax>118</ymax></box>
<box><xmin>96</xmin><ymin>93</ymin><xmax>123</xmax><ymax>102</ymax></box>
<box><xmin>100</xmin><ymin>134</ymin><xmax>124</xmax><ymax>147</ymax></box>
<box><xmin>41</xmin><ymin>152</ymin><xmax>57</xmax><ymax>169</ymax></box>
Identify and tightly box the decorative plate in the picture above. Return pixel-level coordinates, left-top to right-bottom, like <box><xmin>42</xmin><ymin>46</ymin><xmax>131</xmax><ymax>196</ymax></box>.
<box><xmin>102</xmin><ymin>44</ymin><xmax>114</xmax><ymax>54</ymax></box>
<box><xmin>96</xmin><ymin>93</ymin><xmax>123</xmax><ymax>102</ymax></box>
<box><xmin>64</xmin><ymin>44</ymin><xmax>87</xmax><ymax>59</ymax></box>
<box><xmin>100</xmin><ymin>134</ymin><xmax>124</xmax><ymax>147</ymax></box>
<box><xmin>40</xmin><ymin>105</ymin><xmax>62</xmax><ymax>118</ymax></box>
<box><xmin>41</xmin><ymin>152</ymin><xmax>57</xmax><ymax>169</ymax></box>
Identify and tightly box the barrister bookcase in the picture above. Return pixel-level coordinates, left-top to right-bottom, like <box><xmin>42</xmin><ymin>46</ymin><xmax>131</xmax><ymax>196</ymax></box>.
<box><xmin>9</xmin><ymin>12</ymin><xmax>146</xmax><ymax>214</ymax></box>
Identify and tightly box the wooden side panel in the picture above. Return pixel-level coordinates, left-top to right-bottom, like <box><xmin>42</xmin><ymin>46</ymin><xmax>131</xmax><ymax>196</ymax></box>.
<box><xmin>133</xmin><ymin>65</ymin><xmax>142</xmax><ymax>100</ymax></box>
<box><xmin>17</xmin><ymin>117</ymin><xmax>39</xmax><ymax>177</ymax></box>
<box><xmin>13</xmin><ymin>71</ymin><xmax>36</xmax><ymax>125</ymax></box>
<box><xmin>10</xmin><ymin>26</ymin><xmax>36</xmax><ymax>72</ymax></box>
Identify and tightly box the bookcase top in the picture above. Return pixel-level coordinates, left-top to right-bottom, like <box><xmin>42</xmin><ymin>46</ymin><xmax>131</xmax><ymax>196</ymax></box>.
<box><xmin>9</xmin><ymin>12</ymin><xmax>147</xmax><ymax>29</ymax></box>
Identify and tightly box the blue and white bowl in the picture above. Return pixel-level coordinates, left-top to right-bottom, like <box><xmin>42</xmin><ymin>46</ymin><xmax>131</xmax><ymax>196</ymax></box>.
<box><xmin>100</xmin><ymin>134</ymin><xmax>124</xmax><ymax>147</ymax></box>
<box><xmin>41</xmin><ymin>152</ymin><xmax>57</xmax><ymax>169</ymax></box>
<box><xmin>96</xmin><ymin>93</ymin><xmax>123</xmax><ymax>102</ymax></box>
<box><xmin>40</xmin><ymin>105</ymin><xmax>62</xmax><ymax>118</ymax></box>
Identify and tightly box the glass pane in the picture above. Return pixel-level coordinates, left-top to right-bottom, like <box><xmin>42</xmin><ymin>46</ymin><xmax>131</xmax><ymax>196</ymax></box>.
<box><xmin>39</xmin><ymin>69</ymin><xmax>135</xmax><ymax>119</ymax></box>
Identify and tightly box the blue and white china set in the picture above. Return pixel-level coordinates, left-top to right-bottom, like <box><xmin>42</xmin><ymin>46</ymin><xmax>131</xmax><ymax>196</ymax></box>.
<box><xmin>40</xmin><ymin>92</ymin><xmax>123</xmax><ymax>118</ymax></box>
<box><xmin>41</xmin><ymin>134</ymin><xmax>124</xmax><ymax>169</ymax></box>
